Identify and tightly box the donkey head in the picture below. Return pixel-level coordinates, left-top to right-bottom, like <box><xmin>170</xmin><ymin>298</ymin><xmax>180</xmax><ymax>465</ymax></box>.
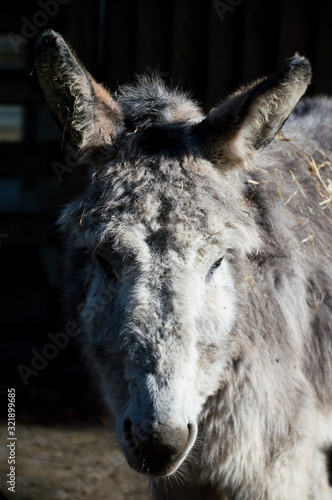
<box><xmin>36</xmin><ymin>31</ymin><xmax>311</xmax><ymax>477</ymax></box>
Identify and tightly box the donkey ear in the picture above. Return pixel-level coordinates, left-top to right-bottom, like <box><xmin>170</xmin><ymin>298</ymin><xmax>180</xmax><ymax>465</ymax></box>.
<box><xmin>35</xmin><ymin>30</ymin><xmax>123</xmax><ymax>156</ymax></box>
<box><xmin>195</xmin><ymin>56</ymin><xmax>312</xmax><ymax>169</ymax></box>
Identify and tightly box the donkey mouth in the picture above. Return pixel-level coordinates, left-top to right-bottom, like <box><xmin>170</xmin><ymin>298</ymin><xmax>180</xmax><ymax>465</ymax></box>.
<box><xmin>122</xmin><ymin>421</ymin><xmax>197</xmax><ymax>477</ymax></box>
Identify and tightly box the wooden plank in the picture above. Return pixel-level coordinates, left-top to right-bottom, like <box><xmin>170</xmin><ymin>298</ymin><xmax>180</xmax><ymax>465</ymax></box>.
<box><xmin>135</xmin><ymin>0</ymin><xmax>172</xmax><ymax>75</ymax></box>
<box><xmin>314</xmin><ymin>2</ymin><xmax>332</xmax><ymax>94</ymax></box>
<box><xmin>278</xmin><ymin>0</ymin><xmax>318</xmax><ymax>67</ymax></box>
<box><xmin>104</xmin><ymin>0</ymin><xmax>139</xmax><ymax>89</ymax></box>
<box><xmin>205</xmin><ymin>0</ymin><xmax>246</xmax><ymax>109</ymax></box>
<box><xmin>241</xmin><ymin>0</ymin><xmax>283</xmax><ymax>82</ymax></box>
<box><xmin>171</xmin><ymin>0</ymin><xmax>210</xmax><ymax>102</ymax></box>
<box><xmin>62</xmin><ymin>0</ymin><xmax>100</xmax><ymax>76</ymax></box>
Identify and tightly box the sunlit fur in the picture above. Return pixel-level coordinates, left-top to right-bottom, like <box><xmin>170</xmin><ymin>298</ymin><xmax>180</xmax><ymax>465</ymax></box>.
<box><xmin>36</xmin><ymin>31</ymin><xmax>332</xmax><ymax>500</ymax></box>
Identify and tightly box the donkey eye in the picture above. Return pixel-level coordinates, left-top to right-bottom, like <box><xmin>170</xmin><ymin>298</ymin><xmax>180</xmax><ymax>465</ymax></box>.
<box><xmin>206</xmin><ymin>256</ymin><xmax>224</xmax><ymax>281</ymax></box>
<box><xmin>95</xmin><ymin>254</ymin><xmax>118</xmax><ymax>283</ymax></box>
<box><xmin>211</xmin><ymin>257</ymin><xmax>224</xmax><ymax>270</ymax></box>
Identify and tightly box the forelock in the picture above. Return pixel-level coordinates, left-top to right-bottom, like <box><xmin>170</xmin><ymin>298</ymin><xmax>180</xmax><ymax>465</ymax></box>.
<box><xmin>117</xmin><ymin>74</ymin><xmax>204</xmax><ymax>128</ymax></box>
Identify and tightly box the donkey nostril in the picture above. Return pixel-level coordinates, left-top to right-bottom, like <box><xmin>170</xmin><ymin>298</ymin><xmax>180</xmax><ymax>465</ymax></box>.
<box><xmin>123</xmin><ymin>418</ymin><xmax>134</xmax><ymax>444</ymax></box>
<box><xmin>123</xmin><ymin>418</ymin><xmax>140</xmax><ymax>451</ymax></box>
<box><xmin>123</xmin><ymin>418</ymin><xmax>132</xmax><ymax>437</ymax></box>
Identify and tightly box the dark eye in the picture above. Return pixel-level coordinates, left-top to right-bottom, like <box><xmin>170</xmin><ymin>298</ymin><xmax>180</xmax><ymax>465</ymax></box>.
<box><xmin>206</xmin><ymin>256</ymin><xmax>224</xmax><ymax>281</ymax></box>
<box><xmin>211</xmin><ymin>257</ymin><xmax>224</xmax><ymax>271</ymax></box>
<box><xmin>95</xmin><ymin>254</ymin><xmax>118</xmax><ymax>283</ymax></box>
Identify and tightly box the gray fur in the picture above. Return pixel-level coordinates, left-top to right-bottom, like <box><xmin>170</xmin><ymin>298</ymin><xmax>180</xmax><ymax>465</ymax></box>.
<box><xmin>36</xmin><ymin>31</ymin><xmax>332</xmax><ymax>500</ymax></box>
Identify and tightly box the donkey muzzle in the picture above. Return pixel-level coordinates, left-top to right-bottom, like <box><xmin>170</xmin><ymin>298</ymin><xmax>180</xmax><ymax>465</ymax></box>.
<box><xmin>122</xmin><ymin>418</ymin><xmax>197</xmax><ymax>476</ymax></box>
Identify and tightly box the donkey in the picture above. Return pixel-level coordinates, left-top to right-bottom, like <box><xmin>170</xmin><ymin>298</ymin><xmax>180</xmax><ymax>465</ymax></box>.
<box><xmin>35</xmin><ymin>31</ymin><xmax>332</xmax><ymax>499</ymax></box>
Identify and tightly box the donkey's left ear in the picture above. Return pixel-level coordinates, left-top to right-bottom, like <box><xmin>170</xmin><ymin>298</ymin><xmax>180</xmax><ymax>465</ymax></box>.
<box><xmin>35</xmin><ymin>30</ymin><xmax>123</xmax><ymax>157</ymax></box>
<box><xmin>194</xmin><ymin>56</ymin><xmax>312</xmax><ymax>169</ymax></box>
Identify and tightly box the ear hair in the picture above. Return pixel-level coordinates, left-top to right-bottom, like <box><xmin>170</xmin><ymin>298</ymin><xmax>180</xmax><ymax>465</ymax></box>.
<box><xmin>194</xmin><ymin>56</ymin><xmax>312</xmax><ymax>170</ymax></box>
<box><xmin>35</xmin><ymin>30</ymin><xmax>123</xmax><ymax>158</ymax></box>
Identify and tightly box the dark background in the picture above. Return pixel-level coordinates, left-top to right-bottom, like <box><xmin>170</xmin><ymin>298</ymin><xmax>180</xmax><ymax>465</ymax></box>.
<box><xmin>1</xmin><ymin>0</ymin><xmax>332</xmax><ymax>422</ymax></box>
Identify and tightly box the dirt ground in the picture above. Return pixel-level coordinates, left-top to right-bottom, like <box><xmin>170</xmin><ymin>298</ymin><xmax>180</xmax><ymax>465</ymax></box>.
<box><xmin>0</xmin><ymin>422</ymin><xmax>150</xmax><ymax>500</ymax></box>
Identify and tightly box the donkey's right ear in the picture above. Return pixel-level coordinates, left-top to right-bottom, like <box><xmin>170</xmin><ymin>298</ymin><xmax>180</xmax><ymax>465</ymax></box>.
<box><xmin>35</xmin><ymin>30</ymin><xmax>123</xmax><ymax>157</ymax></box>
<box><xmin>194</xmin><ymin>56</ymin><xmax>311</xmax><ymax>170</ymax></box>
